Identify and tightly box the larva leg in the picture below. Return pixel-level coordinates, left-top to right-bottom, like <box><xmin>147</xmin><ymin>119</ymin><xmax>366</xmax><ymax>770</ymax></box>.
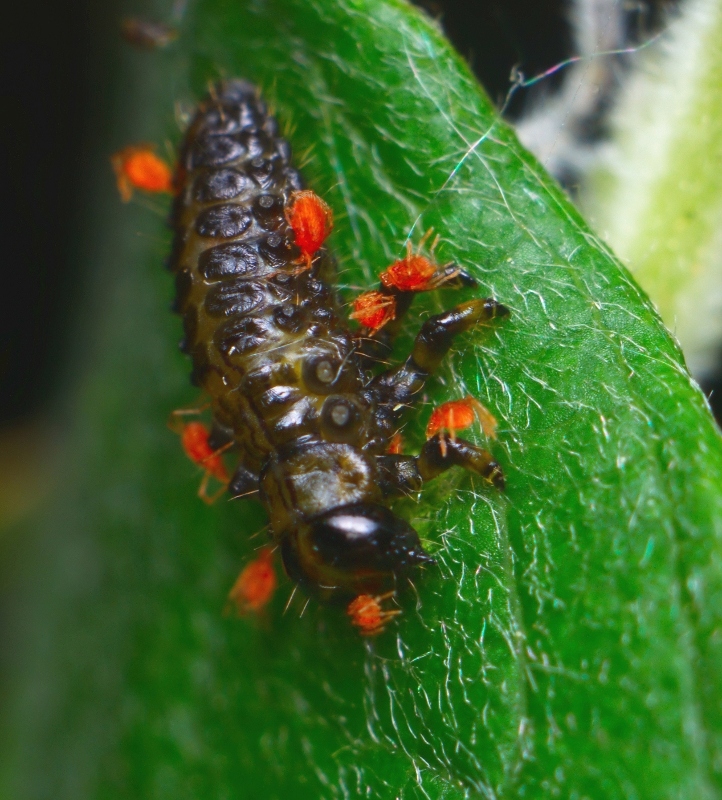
<box><xmin>207</xmin><ymin>421</ymin><xmax>236</xmax><ymax>452</ymax></box>
<box><xmin>410</xmin><ymin>298</ymin><xmax>509</xmax><ymax>373</ymax></box>
<box><xmin>228</xmin><ymin>462</ymin><xmax>260</xmax><ymax>498</ymax></box>
<box><xmin>377</xmin><ymin>436</ymin><xmax>504</xmax><ymax>494</ymax></box>
<box><xmin>369</xmin><ymin>298</ymin><xmax>509</xmax><ymax>409</ymax></box>
<box><xmin>376</xmin><ymin>454</ymin><xmax>423</xmax><ymax>497</ymax></box>
<box><xmin>418</xmin><ymin>433</ymin><xmax>505</xmax><ymax>489</ymax></box>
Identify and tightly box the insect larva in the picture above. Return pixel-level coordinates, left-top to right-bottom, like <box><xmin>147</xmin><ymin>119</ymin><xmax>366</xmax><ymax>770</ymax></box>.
<box><xmin>168</xmin><ymin>80</ymin><xmax>508</xmax><ymax>633</ymax></box>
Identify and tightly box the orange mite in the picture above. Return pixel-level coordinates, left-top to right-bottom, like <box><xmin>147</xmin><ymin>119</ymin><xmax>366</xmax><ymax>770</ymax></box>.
<box><xmin>180</xmin><ymin>421</ymin><xmax>230</xmax><ymax>503</ymax></box>
<box><xmin>380</xmin><ymin>241</ymin><xmax>438</xmax><ymax>292</ymax></box>
<box><xmin>387</xmin><ymin>432</ymin><xmax>403</xmax><ymax>455</ymax></box>
<box><xmin>347</xmin><ymin>592</ymin><xmax>401</xmax><ymax>636</ymax></box>
<box><xmin>111</xmin><ymin>144</ymin><xmax>174</xmax><ymax>202</ymax></box>
<box><xmin>350</xmin><ymin>290</ymin><xmax>396</xmax><ymax>333</ymax></box>
<box><xmin>426</xmin><ymin>396</ymin><xmax>498</xmax><ymax>441</ymax></box>
<box><xmin>286</xmin><ymin>190</ymin><xmax>333</xmax><ymax>270</ymax></box>
<box><xmin>379</xmin><ymin>231</ymin><xmax>465</xmax><ymax>293</ymax></box>
<box><xmin>227</xmin><ymin>548</ymin><xmax>277</xmax><ymax>614</ymax></box>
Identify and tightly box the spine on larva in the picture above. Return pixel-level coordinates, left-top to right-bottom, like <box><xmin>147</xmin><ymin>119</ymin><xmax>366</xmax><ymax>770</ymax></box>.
<box><xmin>169</xmin><ymin>80</ymin><xmax>345</xmax><ymax>475</ymax></box>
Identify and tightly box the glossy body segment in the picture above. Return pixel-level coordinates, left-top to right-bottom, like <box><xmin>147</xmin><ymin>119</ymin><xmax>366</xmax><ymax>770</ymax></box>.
<box><xmin>169</xmin><ymin>80</ymin><xmax>508</xmax><ymax>607</ymax></box>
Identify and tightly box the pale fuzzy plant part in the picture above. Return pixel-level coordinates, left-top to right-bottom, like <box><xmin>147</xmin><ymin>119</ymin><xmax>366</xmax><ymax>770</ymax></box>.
<box><xmin>581</xmin><ymin>0</ymin><xmax>722</xmax><ymax>377</ymax></box>
<box><xmin>514</xmin><ymin>0</ymin><xmax>628</xmax><ymax>188</ymax></box>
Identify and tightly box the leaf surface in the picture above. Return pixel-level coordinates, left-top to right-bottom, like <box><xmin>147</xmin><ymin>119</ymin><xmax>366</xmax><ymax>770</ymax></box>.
<box><xmin>5</xmin><ymin>1</ymin><xmax>722</xmax><ymax>798</ymax></box>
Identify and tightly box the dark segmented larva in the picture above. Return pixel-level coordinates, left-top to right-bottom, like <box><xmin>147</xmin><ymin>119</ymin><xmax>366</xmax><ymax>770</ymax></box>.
<box><xmin>169</xmin><ymin>80</ymin><xmax>508</xmax><ymax>615</ymax></box>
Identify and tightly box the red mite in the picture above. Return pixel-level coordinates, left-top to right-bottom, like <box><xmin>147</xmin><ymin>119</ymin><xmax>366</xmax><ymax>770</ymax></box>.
<box><xmin>352</xmin><ymin>233</ymin><xmax>474</xmax><ymax>335</ymax></box>
<box><xmin>180</xmin><ymin>421</ymin><xmax>230</xmax><ymax>503</ymax></box>
<box><xmin>387</xmin><ymin>432</ymin><xmax>403</xmax><ymax>455</ymax></box>
<box><xmin>111</xmin><ymin>144</ymin><xmax>174</xmax><ymax>202</ymax></box>
<box><xmin>379</xmin><ymin>233</ymin><xmax>463</xmax><ymax>293</ymax></box>
<box><xmin>286</xmin><ymin>190</ymin><xmax>334</xmax><ymax>271</ymax></box>
<box><xmin>347</xmin><ymin>592</ymin><xmax>401</xmax><ymax>636</ymax></box>
<box><xmin>380</xmin><ymin>242</ymin><xmax>438</xmax><ymax>292</ymax></box>
<box><xmin>350</xmin><ymin>290</ymin><xmax>397</xmax><ymax>333</ymax></box>
<box><xmin>426</xmin><ymin>396</ymin><xmax>498</xmax><ymax>440</ymax></box>
<box><xmin>227</xmin><ymin>548</ymin><xmax>278</xmax><ymax>614</ymax></box>
<box><xmin>426</xmin><ymin>396</ymin><xmax>498</xmax><ymax>458</ymax></box>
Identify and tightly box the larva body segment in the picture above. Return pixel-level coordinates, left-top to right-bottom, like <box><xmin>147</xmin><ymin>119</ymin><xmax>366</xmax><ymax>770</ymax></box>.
<box><xmin>171</xmin><ymin>80</ymin><xmax>335</xmax><ymax>471</ymax></box>
<box><xmin>169</xmin><ymin>81</ymin><xmax>508</xmax><ymax>611</ymax></box>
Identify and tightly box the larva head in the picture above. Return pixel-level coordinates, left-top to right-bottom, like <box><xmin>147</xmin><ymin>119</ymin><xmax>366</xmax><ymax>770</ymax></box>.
<box><xmin>281</xmin><ymin>502</ymin><xmax>435</xmax><ymax>599</ymax></box>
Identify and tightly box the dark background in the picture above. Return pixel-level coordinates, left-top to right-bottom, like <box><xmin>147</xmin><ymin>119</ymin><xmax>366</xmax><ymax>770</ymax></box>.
<box><xmin>1</xmin><ymin>1</ymin><xmax>94</xmax><ymax>424</ymax></box>
<box><xmin>1</xmin><ymin>0</ymin><xmax>704</xmax><ymax>427</ymax></box>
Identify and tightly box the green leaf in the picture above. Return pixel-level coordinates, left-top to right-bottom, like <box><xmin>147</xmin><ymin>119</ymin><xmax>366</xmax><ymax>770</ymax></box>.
<box><xmin>5</xmin><ymin>0</ymin><xmax>722</xmax><ymax>798</ymax></box>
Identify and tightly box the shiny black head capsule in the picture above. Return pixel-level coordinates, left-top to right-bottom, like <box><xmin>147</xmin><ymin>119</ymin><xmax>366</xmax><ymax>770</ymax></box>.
<box><xmin>281</xmin><ymin>503</ymin><xmax>435</xmax><ymax>599</ymax></box>
<box><xmin>310</xmin><ymin>503</ymin><xmax>434</xmax><ymax>572</ymax></box>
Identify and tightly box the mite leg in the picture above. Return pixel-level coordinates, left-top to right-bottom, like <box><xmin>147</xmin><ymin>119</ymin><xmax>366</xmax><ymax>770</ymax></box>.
<box><xmin>418</xmin><ymin>433</ymin><xmax>505</xmax><ymax>489</ymax></box>
<box><xmin>369</xmin><ymin>298</ymin><xmax>509</xmax><ymax>409</ymax></box>
<box><xmin>166</xmin><ymin>402</ymin><xmax>210</xmax><ymax>434</ymax></box>
<box><xmin>198</xmin><ymin>470</ymin><xmax>229</xmax><ymax>504</ymax></box>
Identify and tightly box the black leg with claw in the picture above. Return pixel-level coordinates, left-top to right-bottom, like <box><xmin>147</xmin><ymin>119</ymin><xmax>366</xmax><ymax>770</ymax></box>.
<box><xmin>369</xmin><ymin>298</ymin><xmax>509</xmax><ymax>414</ymax></box>
<box><xmin>418</xmin><ymin>433</ymin><xmax>505</xmax><ymax>489</ymax></box>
